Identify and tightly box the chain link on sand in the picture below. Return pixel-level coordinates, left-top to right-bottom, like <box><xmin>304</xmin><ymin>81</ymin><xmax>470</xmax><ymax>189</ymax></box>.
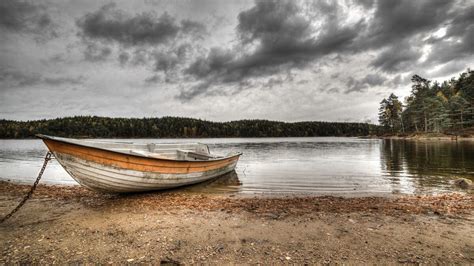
<box><xmin>0</xmin><ymin>152</ymin><xmax>52</xmax><ymax>224</ymax></box>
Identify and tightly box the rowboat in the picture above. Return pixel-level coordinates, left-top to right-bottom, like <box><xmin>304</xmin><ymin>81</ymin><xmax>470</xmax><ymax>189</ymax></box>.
<box><xmin>36</xmin><ymin>134</ymin><xmax>242</xmax><ymax>193</ymax></box>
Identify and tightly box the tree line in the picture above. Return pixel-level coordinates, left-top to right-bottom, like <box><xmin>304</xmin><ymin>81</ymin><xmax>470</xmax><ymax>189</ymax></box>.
<box><xmin>0</xmin><ymin>116</ymin><xmax>378</xmax><ymax>139</ymax></box>
<box><xmin>379</xmin><ymin>69</ymin><xmax>474</xmax><ymax>134</ymax></box>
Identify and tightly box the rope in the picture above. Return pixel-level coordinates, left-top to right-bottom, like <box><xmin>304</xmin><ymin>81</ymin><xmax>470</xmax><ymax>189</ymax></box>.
<box><xmin>0</xmin><ymin>152</ymin><xmax>52</xmax><ymax>224</ymax></box>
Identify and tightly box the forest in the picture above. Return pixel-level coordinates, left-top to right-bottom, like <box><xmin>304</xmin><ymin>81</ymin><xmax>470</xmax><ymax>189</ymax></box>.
<box><xmin>0</xmin><ymin>116</ymin><xmax>377</xmax><ymax>139</ymax></box>
<box><xmin>379</xmin><ymin>69</ymin><xmax>474</xmax><ymax>134</ymax></box>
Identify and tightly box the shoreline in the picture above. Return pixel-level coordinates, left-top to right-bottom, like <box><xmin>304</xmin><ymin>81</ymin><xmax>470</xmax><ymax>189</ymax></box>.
<box><xmin>364</xmin><ymin>134</ymin><xmax>474</xmax><ymax>141</ymax></box>
<box><xmin>1</xmin><ymin>182</ymin><xmax>473</xmax><ymax>264</ymax></box>
<box><xmin>0</xmin><ymin>136</ymin><xmax>381</xmax><ymax>140</ymax></box>
<box><xmin>1</xmin><ymin>182</ymin><xmax>473</xmax><ymax>215</ymax></box>
<box><xmin>369</xmin><ymin>129</ymin><xmax>474</xmax><ymax>140</ymax></box>
<box><xmin>1</xmin><ymin>134</ymin><xmax>473</xmax><ymax>141</ymax></box>
<box><xmin>2</xmin><ymin>179</ymin><xmax>472</xmax><ymax>199</ymax></box>
<box><xmin>0</xmin><ymin>180</ymin><xmax>405</xmax><ymax>199</ymax></box>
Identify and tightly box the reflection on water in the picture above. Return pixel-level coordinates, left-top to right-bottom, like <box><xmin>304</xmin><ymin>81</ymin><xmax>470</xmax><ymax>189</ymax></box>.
<box><xmin>0</xmin><ymin>138</ymin><xmax>472</xmax><ymax>195</ymax></box>
<box><xmin>380</xmin><ymin>139</ymin><xmax>474</xmax><ymax>194</ymax></box>
<box><xmin>180</xmin><ymin>170</ymin><xmax>242</xmax><ymax>194</ymax></box>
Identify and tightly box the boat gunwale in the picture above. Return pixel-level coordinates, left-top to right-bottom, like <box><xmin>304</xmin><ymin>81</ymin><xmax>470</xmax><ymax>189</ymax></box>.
<box><xmin>36</xmin><ymin>134</ymin><xmax>242</xmax><ymax>163</ymax></box>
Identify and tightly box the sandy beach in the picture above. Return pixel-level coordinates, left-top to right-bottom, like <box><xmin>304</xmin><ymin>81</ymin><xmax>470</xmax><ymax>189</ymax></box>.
<box><xmin>0</xmin><ymin>181</ymin><xmax>473</xmax><ymax>264</ymax></box>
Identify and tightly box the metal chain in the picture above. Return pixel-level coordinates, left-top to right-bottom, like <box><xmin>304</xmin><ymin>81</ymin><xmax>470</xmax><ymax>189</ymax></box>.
<box><xmin>0</xmin><ymin>152</ymin><xmax>52</xmax><ymax>224</ymax></box>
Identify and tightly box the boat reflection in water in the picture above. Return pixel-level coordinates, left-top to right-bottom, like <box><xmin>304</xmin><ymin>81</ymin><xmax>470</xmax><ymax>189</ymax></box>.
<box><xmin>180</xmin><ymin>170</ymin><xmax>242</xmax><ymax>194</ymax></box>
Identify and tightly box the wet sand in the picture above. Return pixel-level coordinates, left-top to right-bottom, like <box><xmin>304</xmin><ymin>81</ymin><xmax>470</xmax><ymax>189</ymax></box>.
<box><xmin>1</xmin><ymin>181</ymin><xmax>473</xmax><ymax>264</ymax></box>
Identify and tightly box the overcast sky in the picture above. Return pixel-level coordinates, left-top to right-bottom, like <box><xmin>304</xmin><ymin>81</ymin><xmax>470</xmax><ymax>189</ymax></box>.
<box><xmin>1</xmin><ymin>0</ymin><xmax>473</xmax><ymax>123</ymax></box>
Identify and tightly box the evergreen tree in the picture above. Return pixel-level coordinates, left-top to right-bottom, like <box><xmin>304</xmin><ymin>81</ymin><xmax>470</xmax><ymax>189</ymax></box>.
<box><xmin>379</xmin><ymin>69</ymin><xmax>474</xmax><ymax>134</ymax></box>
<box><xmin>0</xmin><ymin>117</ymin><xmax>375</xmax><ymax>138</ymax></box>
<box><xmin>378</xmin><ymin>94</ymin><xmax>403</xmax><ymax>132</ymax></box>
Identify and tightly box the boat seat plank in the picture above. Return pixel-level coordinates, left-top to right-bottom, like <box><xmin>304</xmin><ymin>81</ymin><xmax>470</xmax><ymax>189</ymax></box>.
<box><xmin>129</xmin><ymin>150</ymin><xmax>173</xmax><ymax>160</ymax></box>
<box><xmin>177</xmin><ymin>149</ymin><xmax>216</xmax><ymax>160</ymax></box>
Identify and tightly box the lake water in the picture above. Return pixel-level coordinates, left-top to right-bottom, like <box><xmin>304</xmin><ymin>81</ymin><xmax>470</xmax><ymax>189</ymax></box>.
<box><xmin>0</xmin><ymin>137</ymin><xmax>473</xmax><ymax>195</ymax></box>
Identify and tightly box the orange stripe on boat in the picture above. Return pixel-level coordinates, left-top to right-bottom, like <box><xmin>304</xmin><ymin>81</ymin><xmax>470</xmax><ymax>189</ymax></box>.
<box><xmin>43</xmin><ymin>139</ymin><xmax>239</xmax><ymax>174</ymax></box>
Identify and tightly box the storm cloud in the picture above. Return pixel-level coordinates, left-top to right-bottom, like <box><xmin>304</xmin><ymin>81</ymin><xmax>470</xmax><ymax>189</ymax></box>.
<box><xmin>0</xmin><ymin>0</ymin><xmax>472</xmax><ymax>123</ymax></box>
<box><xmin>364</xmin><ymin>0</ymin><xmax>470</xmax><ymax>73</ymax></box>
<box><xmin>426</xmin><ymin>5</ymin><xmax>474</xmax><ymax>64</ymax></box>
<box><xmin>77</xmin><ymin>3</ymin><xmax>205</xmax><ymax>46</ymax></box>
<box><xmin>366</xmin><ymin>0</ymin><xmax>453</xmax><ymax>47</ymax></box>
<box><xmin>0</xmin><ymin>0</ymin><xmax>55</xmax><ymax>36</ymax></box>
<box><xmin>181</xmin><ymin>0</ymin><xmax>364</xmax><ymax>99</ymax></box>
<box><xmin>83</xmin><ymin>42</ymin><xmax>112</xmax><ymax>62</ymax></box>
<box><xmin>370</xmin><ymin>41</ymin><xmax>422</xmax><ymax>73</ymax></box>
<box><xmin>0</xmin><ymin>68</ymin><xmax>84</xmax><ymax>88</ymax></box>
<box><xmin>0</xmin><ymin>69</ymin><xmax>41</xmax><ymax>88</ymax></box>
<box><xmin>345</xmin><ymin>73</ymin><xmax>387</xmax><ymax>93</ymax></box>
<box><xmin>180</xmin><ymin>0</ymin><xmax>464</xmax><ymax>99</ymax></box>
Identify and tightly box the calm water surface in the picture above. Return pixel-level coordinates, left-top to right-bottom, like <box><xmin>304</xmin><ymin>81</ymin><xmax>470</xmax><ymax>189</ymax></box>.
<box><xmin>0</xmin><ymin>137</ymin><xmax>473</xmax><ymax>195</ymax></box>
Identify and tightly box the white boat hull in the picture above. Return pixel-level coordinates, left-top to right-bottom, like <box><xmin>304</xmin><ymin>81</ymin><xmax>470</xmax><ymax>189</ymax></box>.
<box><xmin>55</xmin><ymin>152</ymin><xmax>238</xmax><ymax>192</ymax></box>
<box><xmin>37</xmin><ymin>135</ymin><xmax>242</xmax><ymax>193</ymax></box>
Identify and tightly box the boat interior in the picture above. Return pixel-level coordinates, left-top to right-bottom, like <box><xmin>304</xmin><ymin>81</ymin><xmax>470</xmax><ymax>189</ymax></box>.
<box><xmin>38</xmin><ymin>135</ymin><xmax>227</xmax><ymax>161</ymax></box>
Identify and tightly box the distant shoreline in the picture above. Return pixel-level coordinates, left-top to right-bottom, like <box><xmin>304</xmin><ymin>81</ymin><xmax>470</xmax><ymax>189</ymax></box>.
<box><xmin>0</xmin><ymin>116</ymin><xmax>378</xmax><ymax>139</ymax></box>
<box><xmin>366</xmin><ymin>132</ymin><xmax>474</xmax><ymax>141</ymax></box>
<box><xmin>2</xmin><ymin>134</ymin><xmax>474</xmax><ymax>140</ymax></box>
<box><xmin>0</xmin><ymin>135</ymin><xmax>367</xmax><ymax>140</ymax></box>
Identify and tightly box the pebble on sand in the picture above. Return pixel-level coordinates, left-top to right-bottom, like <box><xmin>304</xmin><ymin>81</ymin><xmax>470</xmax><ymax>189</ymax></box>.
<box><xmin>453</xmin><ymin>178</ymin><xmax>473</xmax><ymax>189</ymax></box>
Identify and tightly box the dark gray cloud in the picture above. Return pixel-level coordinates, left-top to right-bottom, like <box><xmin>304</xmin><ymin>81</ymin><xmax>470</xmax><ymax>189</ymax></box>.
<box><xmin>362</xmin><ymin>73</ymin><xmax>387</xmax><ymax>86</ymax></box>
<box><xmin>345</xmin><ymin>73</ymin><xmax>387</xmax><ymax>93</ymax></box>
<box><xmin>366</xmin><ymin>0</ymin><xmax>453</xmax><ymax>47</ymax></box>
<box><xmin>83</xmin><ymin>43</ymin><xmax>112</xmax><ymax>62</ymax></box>
<box><xmin>2</xmin><ymin>0</ymin><xmax>473</xmax><ymax>123</ymax></box>
<box><xmin>233</xmin><ymin>0</ymin><xmax>362</xmax><ymax>72</ymax></box>
<box><xmin>176</xmin><ymin>43</ymin><xmax>191</xmax><ymax>59</ymax></box>
<box><xmin>445</xmin><ymin>5</ymin><xmax>474</xmax><ymax>39</ymax></box>
<box><xmin>178</xmin><ymin>79</ymin><xmax>213</xmax><ymax>100</ymax></box>
<box><xmin>354</xmin><ymin>0</ymin><xmax>374</xmax><ymax>9</ymax></box>
<box><xmin>263</xmin><ymin>77</ymin><xmax>285</xmax><ymax>89</ymax></box>
<box><xmin>365</xmin><ymin>0</ymin><xmax>474</xmax><ymax>77</ymax></box>
<box><xmin>428</xmin><ymin>36</ymin><xmax>474</xmax><ymax>65</ymax></box>
<box><xmin>0</xmin><ymin>68</ymin><xmax>85</xmax><ymax>88</ymax></box>
<box><xmin>77</xmin><ymin>4</ymin><xmax>205</xmax><ymax>72</ymax></box>
<box><xmin>429</xmin><ymin>62</ymin><xmax>471</xmax><ymax>78</ymax></box>
<box><xmin>371</xmin><ymin>41</ymin><xmax>422</xmax><ymax>73</ymax></box>
<box><xmin>144</xmin><ymin>74</ymin><xmax>160</xmax><ymax>84</ymax></box>
<box><xmin>154</xmin><ymin>52</ymin><xmax>179</xmax><ymax>73</ymax></box>
<box><xmin>152</xmin><ymin>44</ymin><xmax>191</xmax><ymax>73</ymax></box>
<box><xmin>237</xmin><ymin>0</ymin><xmax>311</xmax><ymax>46</ymax></box>
<box><xmin>129</xmin><ymin>49</ymin><xmax>149</xmax><ymax>66</ymax></box>
<box><xmin>390</xmin><ymin>75</ymin><xmax>404</xmax><ymax>86</ymax></box>
<box><xmin>77</xmin><ymin>3</ymin><xmax>205</xmax><ymax>46</ymax></box>
<box><xmin>424</xmin><ymin>6</ymin><xmax>474</xmax><ymax>65</ymax></box>
<box><xmin>345</xmin><ymin>77</ymin><xmax>366</xmax><ymax>93</ymax></box>
<box><xmin>76</xmin><ymin>0</ymin><xmax>470</xmax><ymax>101</ymax></box>
<box><xmin>43</xmin><ymin>76</ymin><xmax>85</xmax><ymax>86</ymax></box>
<box><xmin>118</xmin><ymin>51</ymin><xmax>129</xmax><ymax>65</ymax></box>
<box><xmin>0</xmin><ymin>0</ymin><xmax>54</xmax><ymax>35</ymax></box>
<box><xmin>181</xmin><ymin>0</ymin><xmax>364</xmax><ymax>100</ymax></box>
<box><xmin>181</xmin><ymin>19</ymin><xmax>207</xmax><ymax>36</ymax></box>
<box><xmin>185</xmin><ymin>47</ymin><xmax>234</xmax><ymax>78</ymax></box>
<box><xmin>47</xmin><ymin>54</ymin><xmax>67</xmax><ymax>64</ymax></box>
<box><xmin>0</xmin><ymin>68</ymin><xmax>41</xmax><ymax>88</ymax></box>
